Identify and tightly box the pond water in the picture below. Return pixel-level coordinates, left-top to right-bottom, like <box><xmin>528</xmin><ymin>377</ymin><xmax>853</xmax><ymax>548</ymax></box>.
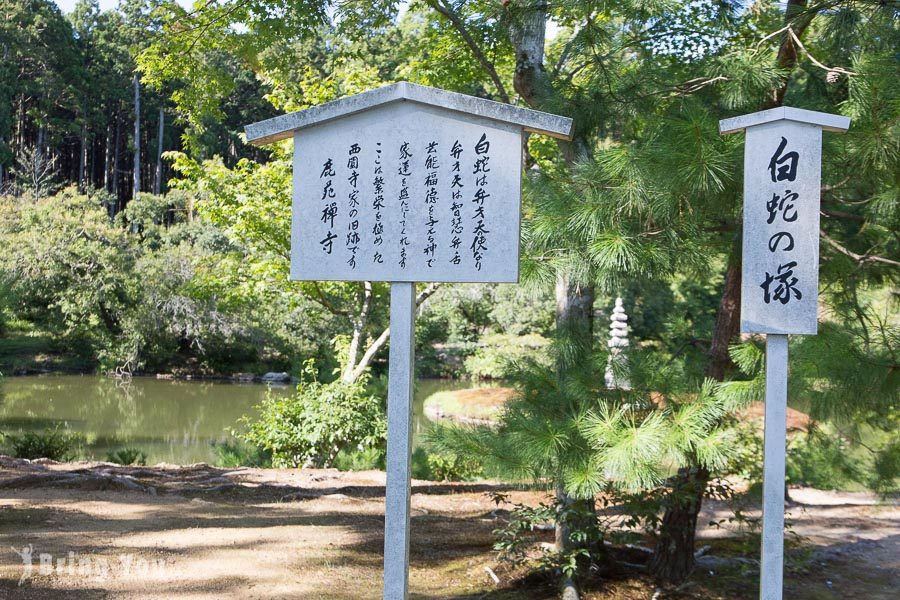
<box><xmin>0</xmin><ymin>375</ymin><xmax>472</xmax><ymax>465</ymax></box>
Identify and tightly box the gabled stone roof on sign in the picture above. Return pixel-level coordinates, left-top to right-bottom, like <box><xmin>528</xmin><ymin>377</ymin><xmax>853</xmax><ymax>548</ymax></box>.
<box><xmin>244</xmin><ymin>82</ymin><xmax>575</xmax><ymax>145</ymax></box>
<box><xmin>719</xmin><ymin>107</ymin><xmax>851</xmax><ymax>135</ymax></box>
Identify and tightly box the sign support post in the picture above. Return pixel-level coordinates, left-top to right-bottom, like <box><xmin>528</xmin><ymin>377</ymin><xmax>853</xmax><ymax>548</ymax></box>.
<box><xmin>761</xmin><ymin>333</ymin><xmax>788</xmax><ymax>599</ymax></box>
<box><xmin>719</xmin><ymin>107</ymin><xmax>849</xmax><ymax>600</ymax></box>
<box><xmin>245</xmin><ymin>82</ymin><xmax>573</xmax><ymax>599</ymax></box>
<box><xmin>384</xmin><ymin>281</ymin><xmax>416</xmax><ymax>599</ymax></box>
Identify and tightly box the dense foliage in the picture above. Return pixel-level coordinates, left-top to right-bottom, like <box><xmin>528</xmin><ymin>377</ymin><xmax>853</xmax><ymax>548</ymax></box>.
<box><xmin>239</xmin><ymin>361</ymin><xmax>386</xmax><ymax>468</ymax></box>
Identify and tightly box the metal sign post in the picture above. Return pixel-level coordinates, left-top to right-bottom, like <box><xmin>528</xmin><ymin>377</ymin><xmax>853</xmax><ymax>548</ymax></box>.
<box><xmin>720</xmin><ymin>107</ymin><xmax>850</xmax><ymax>600</ymax></box>
<box><xmin>245</xmin><ymin>83</ymin><xmax>573</xmax><ymax>599</ymax></box>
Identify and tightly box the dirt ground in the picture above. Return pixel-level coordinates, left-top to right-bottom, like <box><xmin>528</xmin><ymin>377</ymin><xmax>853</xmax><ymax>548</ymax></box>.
<box><xmin>0</xmin><ymin>457</ymin><xmax>896</xmax><ymax>599</ymax></box>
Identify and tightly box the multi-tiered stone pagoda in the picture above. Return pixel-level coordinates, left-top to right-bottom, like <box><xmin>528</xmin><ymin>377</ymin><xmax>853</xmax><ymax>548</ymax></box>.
<box><xmin>604</xmin><ymin>297</ymin><xmax>631</xmax><ymax>390</ymax></box>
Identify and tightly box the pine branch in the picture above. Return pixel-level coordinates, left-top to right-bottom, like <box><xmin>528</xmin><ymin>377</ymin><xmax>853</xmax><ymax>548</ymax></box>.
<box><xmin>820</xmin><ymin>230</ymin><xmax>900</xmax><ymax>268</ymax></box>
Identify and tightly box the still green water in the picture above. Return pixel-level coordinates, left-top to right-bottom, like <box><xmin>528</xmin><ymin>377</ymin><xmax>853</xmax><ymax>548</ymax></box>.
<box><xmin>0</xmin><ymin>375</ymin><xmax>469</xmax><ymax>465</ymax></box>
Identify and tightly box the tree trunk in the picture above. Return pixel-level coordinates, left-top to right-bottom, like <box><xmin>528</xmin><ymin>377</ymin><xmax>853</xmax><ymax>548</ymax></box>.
<box><xmin>556</xmin><ymin>275</ymin><xmax>595</xmax><ymax>364</ymax></box>
<box><xmin>650</xmin><ymin>257</ymin><xmax>741</xmax><ymax>584</ymax></box>
<box><xmin>648</xmin><ymin>466</ymin><xmax>709</xmax><ymax>582</ymax></box>
<box><xmin>769</xmin><ymin>0</ymin><xmax>815</xmax><ymax>108</ymax></box>
<box><xmin>342</xmin><ymin>282</ymin><xmax>373</xmax><ymax>383</ymax></box>
<box><xmin>0</xmin><ymin>134</ymin><xmax>5</xmax><ymax>190</ymax></box>
<box><xmin>36</xmin><ymin>126</ymin><xmax>45</xmax><ymax>161</ymax></box>
<box><xmin>132</xmin><ymin>74</ymin><xmax>141</xmax><ymax>199</ymax></box>
<box><xmin>104</xmin><ymin>120</ymin><xmax>112</xmax><ymax>193</ymax></box>
<box><xmin>16</xmin><ymin>94</ymin><xmax>25</xmax><ymax>152</ymax></box>
<box><xmin>554</xmin><ymin>276</ymin><xmax>595</xmax><ymax>599</ymax></box>
<box><xmin>153</xmin><ymin>107</ymin><xmax>164</xmax><ymax>195</ymax></box>
<box><xmin>78</xmin><ymin>118</ymin><xmax>87</xmax><ymax>192</ymax></box>
<box><xmin>113</xmin><ymin>113</ymin><xmax>121</xmax><ymax>206</ymax></box>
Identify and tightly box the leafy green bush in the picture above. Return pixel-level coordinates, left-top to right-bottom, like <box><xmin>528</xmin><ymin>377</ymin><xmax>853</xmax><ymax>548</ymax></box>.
<box><xmin>409</xmin><ymin>447</ymin><xmax>483</xmax><ymax>481</ymax></box>
<box><xmin>722</xmin><ymin>424</ymin><xmax>764</xmax><ymax>488</ymax></box>
<box><xmin>238</xmin><ymin>361</ymin><xmax>386</xmax><ymax>468</ymax></box>
<box><xmin>490</xmin><ymin>492</ymin><xmax>600</xmax><ymax>580</ymax></box>
<box><xmin>425</xmin><ymin>450</ymin><xmax>483</xmax><ymax>481</ymax></box>
<box><xmin>5</xmin><ymin>426</ymin><xmax>82</xmax><ymax>461</ymax></box>
<box><xmin>105</xmin><ymin>447</ymin><xmax>147</xmax><ymax>466</ymax></box>
<box><xmin>333</xmin><ymin>447</ymin><xmax>384</xmax><ymax>471</ymax></box>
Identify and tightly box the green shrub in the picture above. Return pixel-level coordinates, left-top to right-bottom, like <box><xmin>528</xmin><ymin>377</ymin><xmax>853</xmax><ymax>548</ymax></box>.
<box><xmin>5</xmin><ymin>426</ymin><xmax>82</xmax><ymax>461</ymax></box>
<box><xmin>410</xmin><ymin>447</ymin><xmax>483</xmax><ymax>481</ymax></box>
<box><xmin>333</xmin><ymin>447</ymin><xmax>385</xmax><ymax>471</ymax></box>
<box><xmin>238</xmin><ymin>361</ymin><xmax>386</xmax><ymax>468</ymax></box>
<box><xmin>425</xmin><ymin>451</ymin><xmax>483</xmax><ymax>481</ymax></box>
<box><xmin>870</xmin><ymin>438</ymin><xmax>900</xmax><ymax>495</ymax></box>
<box><xmin>722</xmin><ymin>424</ymin><xmax>764</xmax><ymax>488</ymax></box>
<box><xmin>211</xmin><ymin>439</ymin><xmax>272</xmax><ymax>468</ymax></box>
<box><xmin>105</xmin><ymin>447</ymin><xmax>147</xmax><ymax>466</ymax></box>
<box><xmin>786</xmin><ymin>429</ymin><xmax>866</xmax><ymax>491</ymax></box>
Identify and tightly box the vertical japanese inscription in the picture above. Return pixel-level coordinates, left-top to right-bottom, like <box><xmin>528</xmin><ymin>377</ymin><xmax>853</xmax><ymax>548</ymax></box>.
<box><xmin>423</xmin><ymin>141</ymin><xmax>439</xmax><ymax>267</ymax></box>
<box><xmin>449</xmin><ymin>140</ymin><xmax>464</xmax><ymax>265</ymax></box>
<box><xmin>293</xmin><ymin>104</ymin><xmax>522</xmax><ymax>283</ymax></box>
<box><xmin>471</xmin><ymin>133</ymin><xmax>491</xmax><ymax>271</ymax></box>
<box><xmin>759</xmin><ymin>136</ymin><xmax>801</xmax><ymax>306</ymax></box>
<box><xmin>346</xmin><ymin>143</ymin><xmax>362</xmax><ymax>269</ymax></box>
<box><xmin>398</xmin><ymin>141</ymin><xmax>412</xmax><ymax>270</ymax></box>
<box><xmin>372</xmin><ymin>142</ymin><xmax>385</xmax><ymax>264</ymax></box>
<box><xmin>319</xmin><ymin>158</ymin><xmax>337</xmax><ymax>254</ymax></box>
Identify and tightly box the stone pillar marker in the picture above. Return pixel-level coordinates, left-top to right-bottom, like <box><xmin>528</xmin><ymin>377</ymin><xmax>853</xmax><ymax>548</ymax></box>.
<box><xmin>719</xmin><ymin>107</ymin><xmax>850</xmax><ymax>600</ymax></box>
<box><xmin>245</xmin><ymin>82</ymin><xmax>573</xmax><ymax>599</ymax></box>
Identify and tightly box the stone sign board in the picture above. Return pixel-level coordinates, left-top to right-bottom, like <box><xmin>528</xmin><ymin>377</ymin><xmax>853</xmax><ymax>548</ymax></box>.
<box><xmin>720</xmin><ymin>107</ymin><xmax>850</xmax><ymax>335</ymax></box>
<box><xmin>245</xmin><ymin>82</ymin><xmax>574</xmax><ymax>284</ymax></box>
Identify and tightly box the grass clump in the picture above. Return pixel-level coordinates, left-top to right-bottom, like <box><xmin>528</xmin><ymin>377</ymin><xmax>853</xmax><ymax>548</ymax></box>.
<box><xmin>105</xmin><ymin>447</ymin><xmax>147</xmax><ymax>465</ymax></box>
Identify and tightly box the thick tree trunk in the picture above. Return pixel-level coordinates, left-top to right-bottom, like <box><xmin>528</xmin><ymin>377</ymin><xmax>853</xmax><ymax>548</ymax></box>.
<box><xmin>133</xmin><ymin>74</ymin><xmax>141</xmax><ymax>199</ymax></box>
<box><xmin>650</xmin><ymin>257</ymin><xmax>741</xmax><ymax>584</ymax></box>
<box><xmin>648</xmin><ymin>465</ymin><xmax>709</xmax><ymax>582</ymax></box>
<box><xmin>555</xmin><ymin>274</ymin><xmax>595</xmax><ymax>363</ymax></box>
<box><xmin>153</xmin><ymin>107</ymin><xmax>164</xmax><ymax>195</ymax></box>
